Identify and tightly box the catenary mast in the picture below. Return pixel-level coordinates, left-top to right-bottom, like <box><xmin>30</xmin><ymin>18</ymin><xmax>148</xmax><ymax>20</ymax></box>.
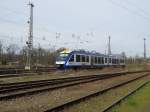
<box><xmin>25</xmin><ymin>2</ymin><xmax>34</xmax><ymax>70</ymax></box>
<box><xmin>108</xmin><ymin>36</ymin><xmax>111</xmax><ymax>55</ymax></box>
<box><xmin>144</xmin><ymin>38</ymin><xmax>146</xmax><ymax>59</ymax></box>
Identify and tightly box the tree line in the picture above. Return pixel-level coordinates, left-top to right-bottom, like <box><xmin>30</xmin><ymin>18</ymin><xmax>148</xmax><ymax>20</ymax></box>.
<box><xmin>0</xmin><ymin>41</ymin><xmax>65</xmax><ymax>68</ymax></box>
<box><xmin>0</xmin><ymin>41</ymin><xmax>148</xmax><ymax>68</ymax></box>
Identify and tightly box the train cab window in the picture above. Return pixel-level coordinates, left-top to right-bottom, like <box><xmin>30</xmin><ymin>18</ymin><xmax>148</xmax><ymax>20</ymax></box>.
<box><xmin>82</xmin><ymin>55</ymin><xmax>85</xmax><ymax>62</ymax></box>
<box><xmin>69</xmin><ymin>55</ymin><xmax>74</xmax><ymax>62</ymax></box>
<box><xmin>105</xmin><ymin>58</ymin><xmax>107</xmax><ymax>63</ymax></box>
<box><xmin>109</xmin><ymin>58</ymin><xmax>111</xmax><ymax>63</ymax></box>
<box><xmin>86</xmin><ymin>56</ymin><xmax>89</xmax><ymax>62</ymax></box>
<box><xmin>76</xmin><ymin>55</ymin><xmax>80</xmax><ymax>62</ymax></box>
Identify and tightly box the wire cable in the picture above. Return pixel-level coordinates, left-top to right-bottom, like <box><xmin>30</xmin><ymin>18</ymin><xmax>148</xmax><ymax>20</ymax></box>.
<box><xmin>107</xmin><ymin>0</ymin><xmax>150</xmax><ymax>22</ymax></box>
<box><xmin>124</xmin><ymin>0</ymin><xmax>150</xmax><ymax>17</ymax></box>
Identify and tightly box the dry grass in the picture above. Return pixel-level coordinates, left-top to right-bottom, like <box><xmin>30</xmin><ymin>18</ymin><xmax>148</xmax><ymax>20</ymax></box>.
<box><xmin>0</xmin><ymin>73</ymin><xmax>148</xmax><ymax>112</ymax></box>
<box><xmin>126</xmin><ymin>64</ymin><xmax>150</xmax><ymax>71</ymax></box>
<box><xmin>110</xmin><ymin>83</ymin><xmax>150</xmax><ymax>112</ymax></box>
<box><xmin>0</xmin><ymin>64</ymin><xmax>150</xmax><ymax>85</ymax></box>
<box><xmin>0</xmin><ymin>67</ymin><xmax>125</xmax><ymax>84</ymax></box>
<box><xmin>64</xmin><ymin>75</ymin><xmax>150</xmax><ymax>112</ymax></box>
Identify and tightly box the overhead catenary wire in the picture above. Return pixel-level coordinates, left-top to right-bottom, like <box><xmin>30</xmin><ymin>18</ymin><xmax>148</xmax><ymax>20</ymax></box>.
<box><xmin>0</xmin><ymin>2</ymin><xmax>104</xmax><ymax>51</ymax></box>
<box><xmin>123</xmin><ymin>0</ymin><xmax>150</xmax><ymax>17</ymax></box>
<box><xmin>0</xmin><ymin>4</ymin><xmax>27</xmax><ymax>16</ymax></box>
<box><xmin>107</xmin><ymin>0</ymin><xmax>150</xmax><ymax>22</ymax></box>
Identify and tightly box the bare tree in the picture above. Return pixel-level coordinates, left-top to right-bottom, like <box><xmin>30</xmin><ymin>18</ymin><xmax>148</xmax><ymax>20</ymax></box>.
<box><xmin>6</xmin><ymin>44</ymin><xmax>19</xmax><ymax>62</ymax></box>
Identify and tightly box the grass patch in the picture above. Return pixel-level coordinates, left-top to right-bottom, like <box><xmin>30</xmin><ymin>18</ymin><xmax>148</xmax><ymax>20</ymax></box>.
<box><xmin>126</xmin><ymin>97</ymin><xmax>138</xmax><ymax>107</ymax></box>
<box><xmin>63</xmin><ymin>75</ymin><xmax>150</xmax><ymax>112</ymax></box>
<box><xmin>111</xmin><ymin>83</ymin><xmax>150</xmax><ymax>112</ymax></box>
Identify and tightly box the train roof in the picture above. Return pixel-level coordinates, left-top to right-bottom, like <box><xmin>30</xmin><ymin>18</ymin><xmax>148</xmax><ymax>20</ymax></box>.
<box><xmin>70</xmin><ymin>50</ymin><xmax>107</xmax><ymax>56</ymax></box>
<box><xmin>60</xmin><ymin>49</ymin><xmax>124</xmax><ymax>59</ymax></box>
<box><xmin>109</xmin><ymin>54</ymin><xmax>125</xmax><ymax>59</ymax></box>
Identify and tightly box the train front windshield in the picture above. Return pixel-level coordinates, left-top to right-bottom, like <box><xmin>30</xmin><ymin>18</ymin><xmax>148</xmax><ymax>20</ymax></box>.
<box><xmin>57</xmin><ymin>53</ymin><xmax>69</xmax><ymax>61</ymax></box>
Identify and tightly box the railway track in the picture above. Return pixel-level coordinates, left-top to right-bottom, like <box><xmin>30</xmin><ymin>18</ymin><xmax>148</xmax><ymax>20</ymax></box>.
<box><xmin>102</xmin><ymin>81</ymin><xmax>150</xmax><ymax>112</ymax></box>
<box><xmin>44</xmin><ymin>72</ymin><xmax>150</xmax><ymax>112</ymax></box>
<box><xmin>0</xmin><ymin>70</ymin><xmax>149</xmax><ymax>101</ymax></box>
<box><xmin>0</xmin><ymin>67</ymin><xmax>57</xmax><ymax>78</ymax></box>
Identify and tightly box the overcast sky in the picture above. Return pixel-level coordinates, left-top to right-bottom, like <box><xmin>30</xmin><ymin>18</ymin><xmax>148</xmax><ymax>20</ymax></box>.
<box><xmin>0</xmin><ymin>0</ymin><xmax>150</xmax><ymax>57</ymax></box>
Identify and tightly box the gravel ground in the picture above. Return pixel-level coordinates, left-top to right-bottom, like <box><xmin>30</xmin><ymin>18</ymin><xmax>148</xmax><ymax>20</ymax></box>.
<box><xmin>63</xmin><ymin>75</ymin><xmax>150</xmax><ymax>112</ymax></box>
<box><xmin>110</xmin><ymin>83</ymin><xmax>150</xmax><ymax>112</ymax></box>
<box><xmin>0</xmin><ymin>68</ymin><xmax>125</xmax><ymax>84</ymax></box>
<box><xmin>0</xmin><ymin>73</ymin><xmax>148</xmax><ymax>112</ymax></box>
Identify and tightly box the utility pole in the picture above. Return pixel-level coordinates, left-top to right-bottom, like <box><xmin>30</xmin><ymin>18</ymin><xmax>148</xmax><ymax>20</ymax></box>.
<box><xmin>144</xmin><ymin>38</ymin><xmax>146</xmax><ymax>59</ymax></box>
<box><xmin>108</xmin><ymin>36</ymin><xmax>111</xmax><ymax>55</ymax></box>
<box><xmin>25</xmin><ymin>2</ymin><xmax>34</xmax><ymax>70</ymax></box>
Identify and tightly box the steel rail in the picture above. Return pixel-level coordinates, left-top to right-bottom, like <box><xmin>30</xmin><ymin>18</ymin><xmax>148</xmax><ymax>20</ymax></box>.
<box><xmin>0</xmin><ymin>70</ymin><xmax>146</xmax><ymax>91</ymax></box>
<box><xmin>44</xmin><ymin>73</ymin><xmax>150</xmax><ymax>112</ymax></box>
<box><xmin>0</xmin><ymin>76</ymin><xmax>100</xmax><ymax>93</ymax></box>
<box><xmin>0</xmin><ymin>77</ymin><xmax>102</xmax><ymax>100</ymax></box>
<box><xmin>0</xmin><ymin>72</ymin><xmax>130</xmax><ymax>100</ymax></box>
<box><xmin>1</xmin><ymin>70</ymin><xmax>149</xmax><ymax>87</ymax></box>
<box><xmin>0</xmin><ymin>71</ymin><xmax>149</xmax><ymax>101</ymax></box>
<box><xmin>102</xmin><ymin>81</ymin><xmax>150</xmax><ymax>112</ymax></box>
<box><xmin>0</xmin><ymin>67</ymin><xmax>57</xmax><ymax>76</ymax></box>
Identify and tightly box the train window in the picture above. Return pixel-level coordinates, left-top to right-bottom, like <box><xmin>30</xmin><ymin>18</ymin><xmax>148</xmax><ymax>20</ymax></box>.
<box><xmin>100</xmin><ymin>57</ymin><xmax>102</xmax><ymax>64</ymax></box>
<box><xmin>109</xmin><ymin>58</ymin><xmax>111</xmax><ymax>63</ymax></box>
<box><xmin>112</xmin><ymin>59</ymin><xmax>115</xmax><ymax>64</ymax></box>
<box><xmin>92</xmin><ymin>56</ymin><xmax>95</xmax><ymax>63</ymax></box>
<box><xmin>120</xmin><ymin>59</ymin><xmax>122</xmax><ymax>63</ymax></box>
<box><xmin>60</xmin><ymin>53</ymin><xmax>69</xmax><ymax>57</ymax></box>
<box><xmin>112</xmin><ymin>59</ymin><xmax>114</xmax><ymax>64</ymax></box>
<box><xmin>69</xmin><ymin>55</ymin><xmax>74</xmax><ymax>62</ymax></box>
<box><xmin>123</xmin><ymin>60</ymin><xmax>125</xmax><ymax>63</ymax></box>
<box><xmin>101</xmin><ymin>57</ymin><xmax>103</xmax><ymax>64</ymax></box>
<box><xmin>105</xmin><ymin>58</ymin><xmax>107</xmax><ymax>63</ymax></box>
<box><xmin>86</xmin><ymin>56</ymin><xmax>89</xmax><ymax>62</ymax></box>
<box><xmin>82</xmin><ymin>55</ymin><xmax>85</xmax><ymax>62</ymax></box>
<box><xmin>120</xmin><ymin>59</ymin><xmax>124</xmax><ymax>63</ymax></box>
<box><xmin>116</xmin><ymin>59</ymin><xmax>118</xmax><ymax>64</ymax></box>
<box><xmin>95</xmin><ymin>57</ymin><xmax>97</xmax><ymax>64</ymax></box>
<box><xmin>76</xmin><ymin>55</ymin><xmax>80</xmax><ymax>62</ymax></box>
<box><xmin>102</xmin><ymin>57</ymin><xmax>104</xmax><ymax>64</ymax></box>
<box><xmin>98</xmin><ymin>57</ymin><xmax>101</xmax><ymax>64</ymax></box>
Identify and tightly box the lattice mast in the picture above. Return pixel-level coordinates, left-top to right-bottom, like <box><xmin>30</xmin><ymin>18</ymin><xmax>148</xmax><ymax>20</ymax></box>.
<box><xmin>25</xmin><ymin>2</ymin><xmax>34</xmax><ymax>70</ymax></box>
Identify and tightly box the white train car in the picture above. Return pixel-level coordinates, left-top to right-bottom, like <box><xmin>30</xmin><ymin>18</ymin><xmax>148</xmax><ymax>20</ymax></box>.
<box><xmin>56</xmin><ymin>49</ymin><xmax>125</xmax><ymax>69</ymax></box>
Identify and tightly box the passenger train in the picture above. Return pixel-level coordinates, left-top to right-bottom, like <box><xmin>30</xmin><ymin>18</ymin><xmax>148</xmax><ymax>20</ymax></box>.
<box><xmin>56</xmin><ymin>49</ymin><xmax>125</xmax><ymax>69</ymax></box>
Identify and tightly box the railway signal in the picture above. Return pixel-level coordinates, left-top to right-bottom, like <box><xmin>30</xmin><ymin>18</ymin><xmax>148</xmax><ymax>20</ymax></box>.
<box><xmin>143</xmin><ymin>38</ymin><xmax>146</xmax><ymax>59</ymax></box>
<box><xmin>108</xmin><ymin>36</ymin><xmax>111</xmax><ymax>55</ymax></box>
<box><xmin>25</xmin><ymin>2</ymin><xmax>34</xmax><ymax>70</ymax></box>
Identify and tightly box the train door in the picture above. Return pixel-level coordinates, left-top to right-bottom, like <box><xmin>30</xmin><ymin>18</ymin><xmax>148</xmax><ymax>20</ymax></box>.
<box><xmin>104</xmin><ymin>57</ymin><xmax>108</xmax><ymax>66</ymax></box>
<box><xmin>109</xmin><ymin>57</ymin><xmax>112</xmax><ymax>66</ymax></box>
